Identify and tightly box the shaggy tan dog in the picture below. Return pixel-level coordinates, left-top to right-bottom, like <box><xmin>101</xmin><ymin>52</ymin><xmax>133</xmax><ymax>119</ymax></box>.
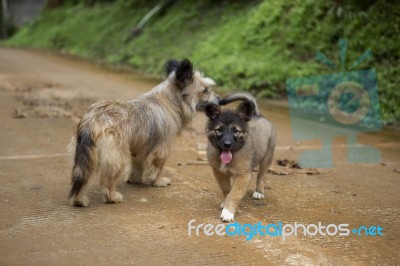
<box><xmin>69</xmin><ymin>59</ymin><xmax>219</xmax><ymax>207</ymax></box>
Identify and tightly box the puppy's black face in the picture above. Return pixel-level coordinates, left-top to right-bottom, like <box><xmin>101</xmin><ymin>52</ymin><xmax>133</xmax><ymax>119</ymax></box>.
<box><xmin>205</xmin><ymin>103</ymin><xmax>253</xmax><ymax>164</ymax></box>
<box><xmin>207</xmin><ymin>110</ymin><xmax>248</xmax><ymax>151</ymax></box>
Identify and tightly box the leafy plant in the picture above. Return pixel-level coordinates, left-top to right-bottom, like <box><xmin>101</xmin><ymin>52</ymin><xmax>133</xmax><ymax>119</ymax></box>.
<box><xmin>5</xmin><ymin>0</ymin><xmax>399</xmax><ymax>123</ymax></box>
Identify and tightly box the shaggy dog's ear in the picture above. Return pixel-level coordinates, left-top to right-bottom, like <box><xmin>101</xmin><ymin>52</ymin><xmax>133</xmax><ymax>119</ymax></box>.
<box><xmin>205</xmin><ymin>104</ymin><xmax>221</xmax><ymax>120</ymax></box>
<box><xmin>175</xmin><ymin>58</ymin><xmax>194</xmax><ymax>90</ymax></box>
<box><xmin>166</xmin><ymin>58</ymin><xmax>194</xmax><ymax>89</ymax></box>
<box><xmin>175</xmin><ymin>58</ymin><xmax>194</xmax><ymax>89</ymax></box>
<box><xmin>236</xmin><ymin>101</ymin><xmax>255</xmax><ymax>122</ymax></box>
<box><xmin>165</xmin><ymin>59</ymin><xmax>179</xmax><ymax>76</ymax></box>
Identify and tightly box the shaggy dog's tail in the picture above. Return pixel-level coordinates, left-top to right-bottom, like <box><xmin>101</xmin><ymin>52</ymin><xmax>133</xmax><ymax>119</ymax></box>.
<box><xmin>218</xmin><ymin>92</ymin><xmax>260</xmax><ymax>116</ymax></box>
<box><xmin>69</xmin><ymin>127</ymin><xmax>95</xmax><ymax>200</ymax></box>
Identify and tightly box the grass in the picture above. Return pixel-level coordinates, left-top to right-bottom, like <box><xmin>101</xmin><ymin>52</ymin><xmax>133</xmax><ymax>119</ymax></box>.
<box><xmin>5</xmin><ymin>0</ymin><xmax>400</xmax><ymax>123</ymax></box>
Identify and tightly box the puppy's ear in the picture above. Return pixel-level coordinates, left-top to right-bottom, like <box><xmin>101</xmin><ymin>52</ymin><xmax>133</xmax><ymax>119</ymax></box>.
<box><xmin>205</xmin><ymin>104</ymin><xmax>221</xmax><ymax>120</ymax></box>
<box><xmin>165</xmin><ymin>59</ymin><xmax>180</xmax><ymax>76</ymax></box>
<box><xmin>236</xmin><ymin>101</ymin><xmax>255</xmax><ymax>122</ymax></box>
<box><xmin>175</xmin><ymin>58</ymin><xmax>194</xmax><ymax>89</ymax></box>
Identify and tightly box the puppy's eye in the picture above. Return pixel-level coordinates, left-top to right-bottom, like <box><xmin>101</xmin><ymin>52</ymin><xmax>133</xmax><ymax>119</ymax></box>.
<box><xmin>233</xmin><ymin>128</ymin><xmax>240</xmax><ymax>136</ymax></box>
<box><xmin>215</xmin><ymin>128</ymin><xmax>223</xmax><ymax>134</ymax></box>
<box><xmin>203</xmin><ymin>87</ymin><xmax>209</xmax><ymax>94</ymax></box>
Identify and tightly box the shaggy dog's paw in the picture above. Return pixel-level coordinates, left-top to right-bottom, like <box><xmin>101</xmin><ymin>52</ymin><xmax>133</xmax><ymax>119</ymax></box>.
<box><xmin>72</xmin><ymin>197</ymin><xmax>89</xmax><ymax>207</ymax></box>
<box><xmin>113</xmin><ymin>192</ymin><xmax>124</xmax><ymax>202</ymax></box>
<box><xmin>252</xmin><ymin>191</ymin><xmax>264</xmax><ymax>200</ymax></box>
<box><xmin>126</xmin><ymin>179</ymin><xmax>139</xmax><ymax>184</ymax></box>
<box><xmin>103</xmin><ymin>192</ymin><xmax>123</xmax><ymax>203</ymax></box>
<box><xmin>126</xmin><ymin>169</ymin><xmax>142</xmax><ymax>184</ymax></box>
<box><xmin>220</xmin><ymin>208</ymin><xmax>234</xmax><ymax>223</ymax></box>
<box><xmin>152</xmin><ymin>177</ymin><xmax>171</xmax><ymax>187</ymax></box>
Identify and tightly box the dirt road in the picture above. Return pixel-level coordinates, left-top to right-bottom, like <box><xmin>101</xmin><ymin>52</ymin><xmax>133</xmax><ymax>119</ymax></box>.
<box><xmin>0</xmin><ymin>48</ymin><xmax>399</xmax><ymax>265</ymax></box>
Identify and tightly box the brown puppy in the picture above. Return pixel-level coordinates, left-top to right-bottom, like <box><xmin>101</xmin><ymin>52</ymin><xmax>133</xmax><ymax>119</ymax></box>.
<box><xmin>69</xmin><ymin>59</ymin><xmax>219</xmax><ymax>207</ymax></box>
<box><xmin>205</xmin><ymin>92</ymin><xmax>276</xmax><ymax>222</ymax></box>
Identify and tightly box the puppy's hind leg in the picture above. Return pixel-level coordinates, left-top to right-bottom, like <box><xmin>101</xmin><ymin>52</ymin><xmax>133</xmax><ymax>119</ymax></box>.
<box><xmin>253</xmin><ymin>153</ymin><xmax>274</xmax><ymax>200</ymax></box>
<box><xmin>252</xmin><ymin>169</ymin><xmax>266</xmax><ymax>200</ymax></box>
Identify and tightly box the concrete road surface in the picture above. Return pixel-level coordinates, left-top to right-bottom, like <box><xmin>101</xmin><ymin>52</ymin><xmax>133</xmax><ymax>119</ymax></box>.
<box><xmin>0</xmin><ymin>48</ymin><xmax>399</xmax><ymax>265</ymax></box>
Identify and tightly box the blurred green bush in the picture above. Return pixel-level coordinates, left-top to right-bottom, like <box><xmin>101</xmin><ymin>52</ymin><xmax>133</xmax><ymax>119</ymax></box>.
<box><xmin>5</xmin><ymin>0</ymin><xmax>399</xmax><ymax>123</ymax></box>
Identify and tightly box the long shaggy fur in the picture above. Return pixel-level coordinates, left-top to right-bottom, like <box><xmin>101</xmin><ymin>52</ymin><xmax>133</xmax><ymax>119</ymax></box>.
<box><xmin>69</xmin><ymin>58</ymin><xmax>218</xmax><ymax>207</ymax></box>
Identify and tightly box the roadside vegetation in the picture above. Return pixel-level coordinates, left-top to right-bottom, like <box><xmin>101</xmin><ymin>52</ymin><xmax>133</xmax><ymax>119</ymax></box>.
<box><xmin>4</xmin><ymin>0</ymin><xmax>399</xmax><ymax>123</ymax></box>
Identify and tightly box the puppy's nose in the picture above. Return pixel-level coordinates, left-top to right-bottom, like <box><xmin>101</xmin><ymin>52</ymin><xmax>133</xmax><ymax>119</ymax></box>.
<box><xmin>223</xmin><ymin>141</ymin><xmax>232</xmax><ymax>149</ymax></box>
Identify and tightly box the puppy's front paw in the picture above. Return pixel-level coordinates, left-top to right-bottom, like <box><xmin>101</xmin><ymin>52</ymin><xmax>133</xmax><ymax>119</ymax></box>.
<box><xmin>220</xmin><ymin>208</ymin><xmax>234</xmax><ymax>223</ymax></box>
<box><xmin>152</xmin><ymin>177</ymin><xmax>171</xmax><ymax>187</ymax></box>
<box><xmin>252</xmin><ymin>191</ymin><xmax>264</xmax><ymax>200</ymax></box>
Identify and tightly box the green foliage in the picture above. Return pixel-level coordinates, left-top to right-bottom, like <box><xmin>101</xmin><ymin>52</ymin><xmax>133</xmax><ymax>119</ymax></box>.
<box><xmin>5</xmin><ymin>0</ymin><xmax>400</xmax><ymax>123</ymax></box>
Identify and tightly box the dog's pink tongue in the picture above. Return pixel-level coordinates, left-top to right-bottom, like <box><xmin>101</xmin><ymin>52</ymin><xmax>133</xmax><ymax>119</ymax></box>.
<box><xmin>220</xmin><ymin>151</ymin><xmax>233</xmax><ymax>164</ymax></box>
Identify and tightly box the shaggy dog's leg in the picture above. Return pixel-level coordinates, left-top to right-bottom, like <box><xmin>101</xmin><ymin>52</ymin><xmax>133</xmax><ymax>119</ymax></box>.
<box><xmin>72</xmin><ymin>182</ymin><xmax>90</xmax><ymax>207</ymax></box>
<box><xmin>98</xmin><ymin>136</ymin><xmax>129</xmax><ymax>203</ymax></box>
<box><xmin>126</xmin><ymin>159</ymin><xmax>143</xmax><ymax>184</ymax></box>
<box><xmin>101</xmin><ymin>169</ymin><xmax>124</xmax><ymax>203</ymax></box>
<box><xmin>142</xmin><ymin>152</ymin><xmax>171</xmax><ymax>187</ymax></box>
